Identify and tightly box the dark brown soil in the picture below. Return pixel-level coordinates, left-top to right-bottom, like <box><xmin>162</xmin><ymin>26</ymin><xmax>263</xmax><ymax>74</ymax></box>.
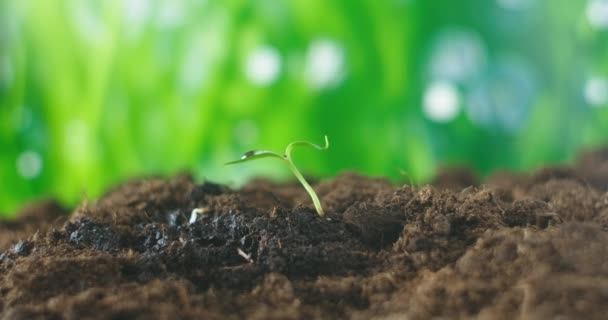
<box><xmin>2</xmin><ymin>148</ymin><xmax>608</xmax><ymax>319</ymax></box>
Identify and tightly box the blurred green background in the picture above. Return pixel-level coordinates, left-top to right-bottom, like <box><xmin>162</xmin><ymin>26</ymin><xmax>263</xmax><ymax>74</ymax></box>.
<box><xmin>1</xmin><ymin>0</ymin><xmax>608</xmax><ymax>215</ymax></box>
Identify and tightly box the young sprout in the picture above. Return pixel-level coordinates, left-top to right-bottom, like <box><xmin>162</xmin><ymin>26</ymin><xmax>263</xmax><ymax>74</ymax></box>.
<box><xmin>226</xmin><ymin>135</ymin><xmax>329</xmax><ymax>217</ymax></box>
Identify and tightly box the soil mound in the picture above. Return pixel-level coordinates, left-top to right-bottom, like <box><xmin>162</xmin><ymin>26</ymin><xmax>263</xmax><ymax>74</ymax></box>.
<box><xmin>2</xmin><ymin>149</ymin><xmax>608</xmax><ymax>319</ymax></box>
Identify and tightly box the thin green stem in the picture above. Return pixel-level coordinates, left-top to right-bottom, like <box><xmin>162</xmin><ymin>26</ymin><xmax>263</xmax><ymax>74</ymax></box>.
<box><xmin>285</xmin><ymin>159</ymin><xmax>324</xmax><ymax>217</ymax></box>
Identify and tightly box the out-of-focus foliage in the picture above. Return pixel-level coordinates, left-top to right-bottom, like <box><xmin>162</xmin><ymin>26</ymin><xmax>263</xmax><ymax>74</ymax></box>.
<box><xmin>1</xmin><ymin>0</ymin><xmax>608</xmax><ymax>215</ymax></box>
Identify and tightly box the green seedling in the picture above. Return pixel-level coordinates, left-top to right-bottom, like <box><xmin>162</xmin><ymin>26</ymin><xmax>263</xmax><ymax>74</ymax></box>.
<box><xmin>226</xmin><ymin>135</ymin><xmax>329</xmax><ymax>217</ymax></box>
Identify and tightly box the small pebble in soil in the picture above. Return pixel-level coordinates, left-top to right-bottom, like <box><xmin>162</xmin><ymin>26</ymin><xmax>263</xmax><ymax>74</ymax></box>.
<box><xmin>12</xmin><ymin>240</ymin><xmax>33</xmax><ymax>256</ymax></box>
<box><xmin>167</xmin><ymin>209</ymin><xmax>185</xmax><ymax>226</ymax></box>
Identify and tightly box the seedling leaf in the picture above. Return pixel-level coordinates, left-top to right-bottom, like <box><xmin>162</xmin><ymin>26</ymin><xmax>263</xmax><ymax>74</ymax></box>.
<box><xmin>225</xmin><ymin>150</ymin><xmax>284</xmax><ymax>165</ymax></box>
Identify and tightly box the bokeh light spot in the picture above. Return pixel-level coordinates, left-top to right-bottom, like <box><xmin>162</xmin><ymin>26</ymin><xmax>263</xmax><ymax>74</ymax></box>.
<box><xmin>423</xmin><ymin>81</ymin><xmax>461</xmax><ymax>123</ymax></box>
<box><xmin>587</xmin><ymin>0</ymin><xmax>608</xmax><ymax>30</ymax></box>
<box><xmin>245</xmin><ymin>46</ymin><xmax>282</xmax><ymax>86</ymax></box>
<box><xmin>584</xmin><ymin>76</ymin><xmax>608</xmax><ymax>107</ymax></box>
<box><xmin>16</xmin><ymin>151</ymin><xmax>43</xmax><ymax>179</ymax></box>
<box><xmin>123</xmin><ymin>0</ymin><xmax>151</xmax><ymax>38</ymax></box>
<box><xmin>156</xmin><ymin>0</ymin><xmax>186</xmax><ymax>29</ymax></box>
<box><xmin>428</xmin><ymin>29</ymin><xmax>486</xmax><ymax>84</ymax></box>
<box><xmin>466</xmin><ymin>57</ymin><xmax>536</xmax><ymax>133</ymax></box>
<box><xmin>497</xmin><ymin>0</ymin><xmax>533</xmax><ymax>10</ymax></box>
<box><xmin>70</xmin><ymin>0</ymin><xmax>108</xmax><ymax>43</ymax></box>
<box><xmin>305</xmin><ymin>39</ymin><xmax>345</xmax><ymax>90</ymax></box>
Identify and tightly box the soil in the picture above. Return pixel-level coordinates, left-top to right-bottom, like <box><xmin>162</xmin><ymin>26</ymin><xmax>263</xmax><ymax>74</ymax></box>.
<box><xmin>2</xmin><ymin>148</ymin><xmax>608</xmax><ymax>319</ymax></box>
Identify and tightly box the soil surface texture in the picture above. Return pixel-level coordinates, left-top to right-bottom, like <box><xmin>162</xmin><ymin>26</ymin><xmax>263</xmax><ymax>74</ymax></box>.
<box><xmin>2</xmin><ymin>148</ymin><xmax>608</xmax><ymax>319</ymax></box>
